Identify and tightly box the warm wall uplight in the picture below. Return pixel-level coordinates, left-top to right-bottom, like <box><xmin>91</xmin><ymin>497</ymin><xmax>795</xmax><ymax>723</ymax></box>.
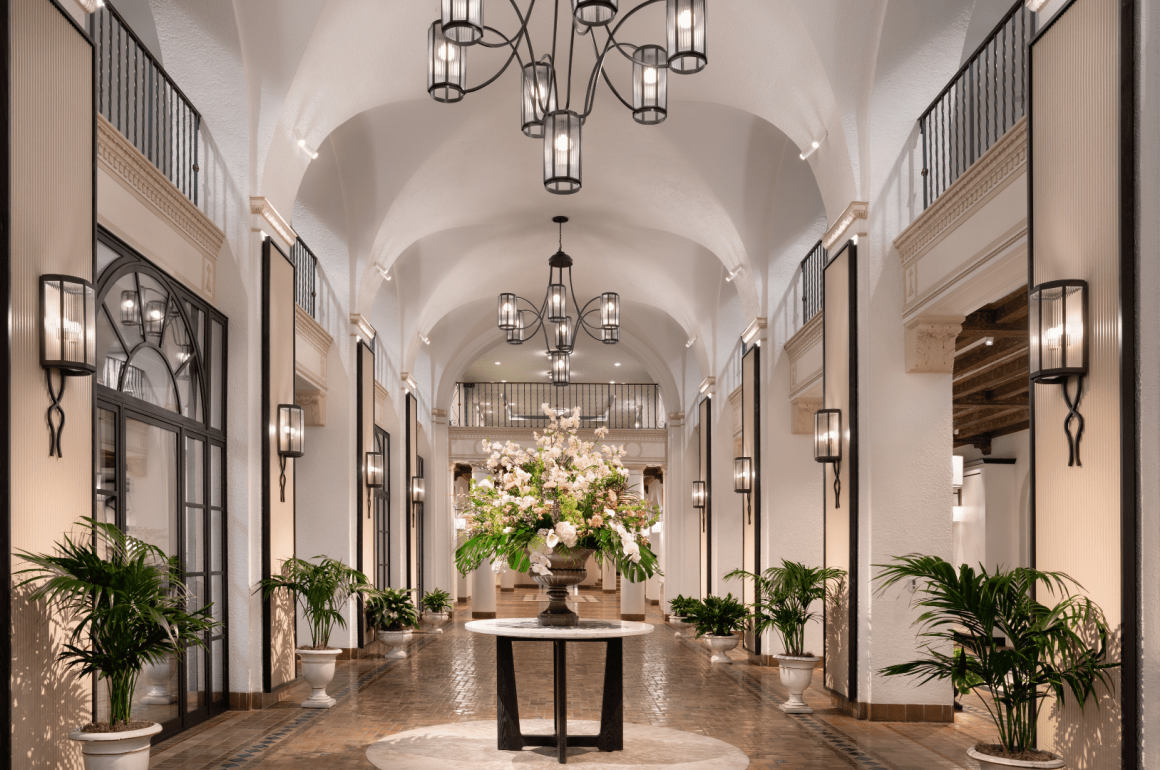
<box><xmin>733</xmin><ymin>457</ymin><xmax>752</xmax><ymax>494</ymax></box>
<box><xmin>814</xmin><ymin>409</ymin><xmax>842</xmax><ymax>508</ymax></box>
<box><xmin>40</xmin><ymin>275</ymin><xmax>96</xmax><ymax>458</ymax></box>
<box><xmin>799</xmin><ymin>131</ymin><xmax>827</xmax><ymax>160</ymax></box>
<box><xmin>277</xmin><ymin>403</ymin><xmax>305</xmax><ymax>502</ymax></box>
<box><xmin>411</xmin><ymin>476</ymin><xmax>426</xmax><ymax>504</ymax></box>
<box><xmin>691</xmin><ymin>480</ymin><xmax>706</xmax><ymax>509</ymax></box>
<box><xmin>1029</xmin><ymin>279</ymin><xmax>1088</xmax><ymax>467</ymax></box>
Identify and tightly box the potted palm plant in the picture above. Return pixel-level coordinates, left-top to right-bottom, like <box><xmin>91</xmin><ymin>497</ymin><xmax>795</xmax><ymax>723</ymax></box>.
<box><xmin>256</xmin><ymin>556</ymin><xmax>370</xmax><ymax>709</ymax></box>
<box><xmin>728</xmin><ymin>561</ymin><xmax>846</xmax><ymax>713</ymax></box>
<box><xmin>668</xmin><ymin>594</ymin><xmax>699</xmax><ymax>637</ymax></box>
<box><xmin>15</xmin><ymin>519</ymin><xmax>218</xmax><ymax>770</ymax></box>
<box><xmin>875</xmin><ymin>555</ymin><xmax>1119</xmax><ymax>769</ymax></box>
<box><xmin>420</xmin><ymin>588</ymin><xmax>453</xmax><ymax>633</ymax></box>
<box><xmin>685</xmin><ymin>593</ymin><xmax>748</xmax><ymax>663</ymax></box>
<box><xmin>366</xmin><ymin>587</ymin><xmax>420</xmax><ymax>658</ymax></box>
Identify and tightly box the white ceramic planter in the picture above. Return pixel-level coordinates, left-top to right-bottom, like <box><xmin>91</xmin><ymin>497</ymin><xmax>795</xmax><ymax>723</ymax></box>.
<box><xmin>140</xmin><ymin>656</ymin><xmax>176</xmax><ymax>705</ymax></box>
<box><xmin>703</xmin><ymin>634</ymin><xmax>739</xmax><ymax>663</ymax></box>
<box><xmin>966</xmin><ymin>747</ymin><xmax>1065</xmax><ymax>770</ymax></box>
<box><xmin>297</xmin><ymin>648</ymin><xmax>342</xmax><ymax>709</ymax></box>
<box><xmin>776</xmin><ymin>655</ymin><xmax>820</xmax><ymax>713</ymax></box>
<box><xmin>379</xmin><ymin>629</ymin><xmax>413</xmax><ymax>659</ymax></box>
<box><xmin>70</xmin><ymin>722</ymin><xmax>161</xmax><ymax>770</ymax></box>
<box><xmin>421</xmin><ymin>611</ymin><xmax>450</xmax><ymax>633</ymax></box>
<box><xmin>668</xmin><ymin>616</ymin><xmax>693</xmax><ymax>637</ymax></box>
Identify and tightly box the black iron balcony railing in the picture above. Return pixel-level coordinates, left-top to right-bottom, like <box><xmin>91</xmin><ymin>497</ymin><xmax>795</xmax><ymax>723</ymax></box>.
<box><xmin>918</xmin><ymin>0</ymin><xmax>1029</xmax><ymax>209</ymax></box>
<box><xmin>451</xmin><ymin>382</ymin><xmax>666</xmax><ymax>430</ymax></box>
<box><xmin>800</xmin><ymin>240</ymin><xmax>827</xmax><ymax>325</ymax></box>
<box><xmin>291</xmin><ymin>237</ymin><xmax>319</xmax><ymax>319</ymax></box>
<box><xmin>91</xmin><ymin>3</ymin><xmax>201</xmax><ymax>206</ymax></box>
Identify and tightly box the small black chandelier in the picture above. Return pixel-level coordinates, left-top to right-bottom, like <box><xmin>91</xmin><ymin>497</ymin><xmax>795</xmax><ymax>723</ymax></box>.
<box><xmin>428</xmin><ymin>0</ymin><xmax>708</xmax><ymax>194</ymax></box>
<box><xmin>496</xmin><ymin>216</ymin><xmax>620</xmax><ymax>385</ymax></box>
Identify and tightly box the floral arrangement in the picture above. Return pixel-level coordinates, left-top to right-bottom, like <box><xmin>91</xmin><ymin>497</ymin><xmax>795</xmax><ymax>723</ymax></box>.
<box><xmin>454</xmin><ymin>405</ymin><xmax>660</xmax><ymax>583</ymax></box>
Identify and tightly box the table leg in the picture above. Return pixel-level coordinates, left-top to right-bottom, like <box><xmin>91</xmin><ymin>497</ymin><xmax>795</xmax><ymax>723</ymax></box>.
<box><xmin>555</xmin><ymin>640</ymin><xmax>568</xmax><ymax>764</ymax></box>
<box><xmin>598</xmin><ymin>638</ymin><xmax>623</xmax><ymax>752</ymax></box>
<box><xmin>496</xmin><ymin>637</ymin><xmax>524</xmax><ymax>750</ymax></box>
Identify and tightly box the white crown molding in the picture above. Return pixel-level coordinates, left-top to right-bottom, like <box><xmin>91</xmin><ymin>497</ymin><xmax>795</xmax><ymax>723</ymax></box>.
<box><xmin>698</xmin><ymin>376</ymin><xmax>716</xmax><ymax>396</ymax></box>
<box><xmin>374</xmin><ymin>381</ymin><xmax>389</xmax><ymax>430</ymax></box>
<box><xmin>742</xmin><ymin>317</ymin><xmax>767</xmax><ymax>345</ymax></box>
<box><xmin>350</xmin><ymin>313</ymin><xmax>376</xmax><ymax>340</ymax></box>
<box><xmin>822</xmin><ymin>201</ymin><xmax>869</xmax><ymax>251</ymax></box>
<box><xmin>895</xmin><ymin>117</ymin><xmax>1027</xmax><ymax>267</ymax></box>
<box><xmin>97</xmin><ymin>115</ymin><xmax>225</xmax><ymax>269</ymax></box>
<box><xmin>249</xmin><ymin>196</ymin><xmax>296</xmax><ymax>247</ymax></box>
<box><xmin>784</xmin><ymin>312</ymin><xmax>823</xmax><ymax>363</ymax></box>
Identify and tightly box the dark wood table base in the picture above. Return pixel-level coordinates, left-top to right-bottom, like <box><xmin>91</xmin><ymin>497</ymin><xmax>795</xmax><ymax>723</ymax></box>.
<box><xmin>495</xmin><ymin>636</ymin><xmax>623</xmax><ymax>764</ymax></box>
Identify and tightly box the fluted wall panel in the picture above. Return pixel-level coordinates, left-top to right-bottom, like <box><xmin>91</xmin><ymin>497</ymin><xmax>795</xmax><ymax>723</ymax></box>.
<box><xmin>8</xmin><ymin>1</ymin><xmax>94</xmax><ymax>767</ymax></box>
<box><xmin>1031</xmin><ymin>0</ymin><xmax>1123</xmax><ymax>766</ymax></box>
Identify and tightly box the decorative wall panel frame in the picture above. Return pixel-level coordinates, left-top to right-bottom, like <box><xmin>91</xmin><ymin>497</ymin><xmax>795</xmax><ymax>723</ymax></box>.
<box><xmin>741</xmin><ymin>344</ymin><xmax>761</xmax><ymax>655</ymax></box>
<box><xmin>697</xmin><ymin>396</ymin><xmax>712</xmax><ymax>598</ymax></box>
<box><xmin>355</xmin><ymin>340</ymin><xmax>375</xmax><ymax>646</ymax></box>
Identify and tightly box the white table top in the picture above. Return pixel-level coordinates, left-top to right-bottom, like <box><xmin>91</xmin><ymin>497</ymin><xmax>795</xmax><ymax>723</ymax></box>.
<box><xmin>465</xmin><ymin>618</ymin><xmax>655</xmax><ymax>639</ymax></box>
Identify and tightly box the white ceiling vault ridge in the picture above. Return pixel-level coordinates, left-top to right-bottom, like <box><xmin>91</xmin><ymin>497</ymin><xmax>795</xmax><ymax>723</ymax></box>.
<box><xmin>131</xmin><ymin>0</ymin><xmax>991</xmax><ymax>408</ymax></box>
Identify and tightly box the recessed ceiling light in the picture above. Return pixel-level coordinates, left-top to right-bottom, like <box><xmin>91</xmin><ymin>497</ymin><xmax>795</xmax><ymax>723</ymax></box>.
<box><xmin>610</xmin><ymin>380</ymin><xmax>615</xmax><ymax>384</ymax></box>
<box><xmin>494</xmin><ymin>361</ymin><xmax>501</xmax><ymax>365</ymax></box>
<box><xmin>615</xmin><ymin>362</ymin><xmax>621</xmax><ymax>367</ymax></box>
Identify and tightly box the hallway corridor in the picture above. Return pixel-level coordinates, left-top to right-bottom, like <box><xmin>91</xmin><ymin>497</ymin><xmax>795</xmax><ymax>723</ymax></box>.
<box><xmin>148</xmin><ymin>590</ymin><xmax>994</xmax><ymax>770</ymax></box>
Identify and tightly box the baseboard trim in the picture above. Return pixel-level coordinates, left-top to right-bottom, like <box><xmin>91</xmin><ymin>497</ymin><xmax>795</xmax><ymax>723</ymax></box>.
<box><xmin>620</xmin><ymin>613</ymin><xmax>645</xmax><ymax>621</ymax></box>
<box><xmin>499</xmin><ymin>587</ymin><xmax>515</xmax><ymax>593</ymax></box>
<box><xmin>472</xmin><ymin>611</ymin><xmax>497</xmax><ymax>619</ymax></box>
<box><xmin>229</xmin><ymin>677</ymin><xmax>302</xmax><ymax>711</ymax></box>
<box><xmin>828</xmin><ymin>692</ymin><xmax>953</xmax><ymax>723</ymax></box>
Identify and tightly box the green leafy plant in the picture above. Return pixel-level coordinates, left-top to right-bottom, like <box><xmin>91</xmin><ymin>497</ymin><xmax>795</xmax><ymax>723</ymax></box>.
<box><xmin>256</xmin><ymin>556</ymin><xmax>370</xmax><ymax>649</ymax></box>
<box><xmin>875</xmin><ymin>555</ymin><xmax>1119</xmax><ymax>758</ymax></box>
<box><xmin>15</xmin><ymin>519</ymin><xmax>219</xmax><ymax>729</ymax></box>
<box><xmin>669</xmin><ymin>594</ymin><xmax>700</xmax><ymax>617</ymax></box>
<box><xmin>685</xmin><ymin>593</ymin><xmax>748</xmax><ymax>638</ymax></box>
<box><xmin>421</xmin><ymin>587</ymin><xmax>453</xmax><ymax>614</ymax></box>
<box><xmin>366</xmin><ymin>587</ymin><xmax>420</xmax><ymax>631</ymax></box>
<box><xmin>727</xmin><ymin>560</ymin><xmax>846</xmax><ymax>657</ymax></box>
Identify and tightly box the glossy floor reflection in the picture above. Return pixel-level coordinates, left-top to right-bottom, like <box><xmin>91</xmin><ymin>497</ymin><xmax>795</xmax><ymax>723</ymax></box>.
<box><xmin>149</xmin><ymin>589</ymin><xmax>995</xmax><ymax>769</ymax></box>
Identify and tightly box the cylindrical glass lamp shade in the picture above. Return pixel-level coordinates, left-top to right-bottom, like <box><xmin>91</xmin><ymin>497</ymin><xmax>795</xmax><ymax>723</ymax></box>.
<box><xmin>498</xmin><ymin>293</ymin><xmax>518</xmax><ymax>330</ymax></box>
<box><xmin>365</xmin><ymin>451</ymin><xmax>385</xmax><ymax>489</ymax></box>
<box><xmin>521</xmin><ymin>62</ymin><xmax>557</xmax><ymax>138</ymax></box>
<box><xmin>441</xmin><ymin>0</ymin><xmax>483</xmax><ymax>44</ymax></box>
<box><xmin>544</xmin><ymin>110</ymin><xmax>582</xmax><ymax>194</ymax></box>
<box><xmin>278</xmin><ymin>404</ymin><xmax>305</xmax><ymax>458</ymax></box>
<box><xmin>1029</xmin><ymin>279</ymin><xmax>1087</xmax><ymax>382</ymax></box>
<box><xmin>428</xmin><ymin>21</ymin><xmax>466</xmax><ymax>103</ymax></box>
<box><xmin>691</xmin><ymin>480</ymin><xmax>706</xmax><ymax>508</ymax></box>
<box><xmin>602</xmin><ymin>326</ymin><xmax>619</xmax><ymax>344</ymax></box>
<box><xmin>733</xmin><ymin>457</ymin><xmax>752</xmax><ymax>493</ymax></box>
<box><xmin>412</xmin><ymin>476</ymin><xmax>426</xmax><ymax>504</ymax></box>
<box><xmin>572</xmin><ymin>0</ymin><xmax>617</xmax><ymax>26</ymax></box>
<box><xmin>632</xmin><ymin>45</ymin><xmax>668</xmax><ymax>124</ymax></box>
<box><xmin>547</xmin><ymin>284</ymin><xmax>568</xmax><ymax>322</ymax></box>
<box><xmin>667</xmin><ymin>0</ymin><xmax>707</xmax><ymax>74</ymax></box>
<box><xmin>40</xmin><ymin>275</ymin><xmax>96</xmax><ymax>375</ymax></box>
<box><xmin>120</xmin><ymin>290</ymin><xmax>139</xmax><ymax>326</ymax></box>
<box><xmin>555</xmin><ymin>317</ymin><xmax>573</xmax><ymax>353</ymax></box>
<box><xmin>600</xmin><ymin>292</ymin><xmax>620</xmax><ymax>328</ymax></box>
<box><xmin>506</xmin><ymin>323</ymin><xmax>526</xmax><ymax>345</ymax></box>
<box><xmin>550</xmin><ymin>351</ymin><xmax>570</xmax><ymax>386</ymax></box>
<box><xmin>144</xmin><ymin>299</ymin><xmax>166</xmax><ymax>337</ymax></box>
<box><xmin>814</xmin><ymin>409</ymin><xmax>841</xmax><ymax>463</ymax></box>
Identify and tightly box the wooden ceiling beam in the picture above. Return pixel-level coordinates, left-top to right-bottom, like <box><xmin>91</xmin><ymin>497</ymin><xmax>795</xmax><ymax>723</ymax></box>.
<box><xmin>954</xmin><ymin>336</ymin><xmax>1027</xmax><ymax>372</ymax></box>
<box><xmin>953</xmin><ymin>355</ymin><xmax>1030</xmax><ymax>399</ymax></box>
<box><xmin>954</xmin><ymin>393</ymin><xmax>1029</xmax><ymax>406</ymax></box>
<box><xmin>954</xmin><ymin>348</ymin><xmax>1029</xmax><ymax>384</ymax></box>
<box><xmin>956</xmin><ymin>408</ymin><xmax>1027</xmax><ymax>436</ymax></box>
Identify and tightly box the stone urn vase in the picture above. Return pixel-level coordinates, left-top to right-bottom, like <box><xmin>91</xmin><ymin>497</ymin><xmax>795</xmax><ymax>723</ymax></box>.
<box><xmin>70</xmin><ymin>722</ymin><xmax>162</xmax><ymax>770</ymax></box>
<box><xmin>421</xmin><ymin>611</ymin><xmax>450</xmax><ymax>634</ymax></box>
<box><xmin>668</xmin><ymin>616</ymin><xmax>693</xmax><ymax>637</ymax></box>
<box><xmin>378</xmin><ymin>628</ymin><xmax>413</xmax><ymax>659</ymax></box>
<box><xmin>530</xmin><ymin>548</ymin><xmax>594</xmax><ymax>628</ymax></box>
<box><xmin>703</xmin><ymin>633</ymin><xmax>740</xmax><ymax>663</ymax></box>
<box><xmin>966</xmin><ymin>747</ymin><xmax>1065</xmax><ymax>770</ymax></box>
<box><xmin>140</xmin><ymin>655</ymin><xmax>176</xmax><ymax>704</ymax></box>
<box><xmin>297</xmin><ymin>648</ymin><xmax>342</xmax><ymax>708</ymax></box>
<box><xmin>776</xmin><ymin>655</ymin><xmax>820</xmax><ymax>713</ymax></box>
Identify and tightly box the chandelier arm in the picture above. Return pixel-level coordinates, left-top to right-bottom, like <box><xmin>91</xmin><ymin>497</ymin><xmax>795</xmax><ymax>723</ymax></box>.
<box><xmin>463</xmin><ymin>44</ymin><xmax>523</xmax><ymax>94</ymax></box>
<box><xmin>609</xmin><ymin>0</ymin><xmax>666</xmax><ymax>39</ymax></box>
<box><xmin>565</xmin><ymin>14</ymin><xmax>577</xmax><ymax>109</ymax></box>
<box><xmin>576</xmin><ymin>306</ymin><xmax>602</xmax><ymax>330</ymax></box>
<box><xmin>551</xmin><ymin>0</ymin><xmax>561</xmax><ymax>96</ymax></box>
<box><xmin>581</xmin><ymin>31</ymin><xmax>630</xmax><ymax>117</ymax></box>
<box><xmin>578</xmin><ymin>323</ymin><xmax>604</xmax><ymax>342</ymax></box>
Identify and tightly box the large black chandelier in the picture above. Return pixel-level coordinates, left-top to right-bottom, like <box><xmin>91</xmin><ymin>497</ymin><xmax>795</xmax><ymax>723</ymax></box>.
<box><xmin>497</xmin><ymin>216</ymin><xmax>620</xmax><ymax>385</ymax></box>
<box><xmin>428</xmin><ymin>0</ymin><xmax>708</xmax><ymax>194</ymax></box>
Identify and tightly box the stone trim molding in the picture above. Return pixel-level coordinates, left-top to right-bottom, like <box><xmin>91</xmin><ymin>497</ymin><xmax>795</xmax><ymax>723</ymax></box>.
<box><xmin>97</xmin><ymin>115</ymin><xmax>224</xmax><ymax>281</ymax></box>
<box><xmin>904</xmin><ymin>316</ymin><xmax>965</xmax><ymax>373</ymax></box>
<box><xmin>295</xmin><ymin>389</ymin><xmax>326</xmax><ymax>427</ymax></box>
<box><xmin>791</xmin><ymin>396</ymin><xmax>823</xmax><ymax>435</ymax></box>
<box><xmin>698</xmin><ymin>376</ymin><xmax>716</xmax><ymax>396</ymax></box>
<box><xmin>902</xmin><ymin>223</ymin><xmax>1027</xmax><ymax>321</ymax></box>
<box><xmin>432</xmin><ymin>408</ymin><xmax>449</xmax><ymax>425</ymax></box>
<box><xmin>895</xmin><ymin>116</ymin><xmax>1027</xmax><ymax>267</ymax></box>
<box><xmin>666</xmin><ymin>411</ymin><xmax>685</xmax><ymax>427</ymax></box>
<box><xmin>822</xmin><ymin>201</ymin><xmax>869</xmax><ymax>251</ymax></box>
<box><xmin>785</xmin><ymin>311</ymin><xmax>824</xmax><ymax>399</ymax></box>
<box><xmin>742</xmin><ymin>317</ymin><xmax>767</xmax><ymax>344</ymax></box>
<box><xmin>374</xmin><ymin>381</ymin><xmax>389</xmax><ymax>430</ymax></box>
<box><xmin>294</xmin><ymin>304</ymin><xmax>332</xmax><ymax>391</ymax></box>
<box><xmin>249</xmin><ymin>196</ymin><xmax>297</xmax><ymax>247</ymax></box>
<box><xmin>350</xmin><ymin>313</ymin><xmax>376</xmax><ymax>340</ymax></box>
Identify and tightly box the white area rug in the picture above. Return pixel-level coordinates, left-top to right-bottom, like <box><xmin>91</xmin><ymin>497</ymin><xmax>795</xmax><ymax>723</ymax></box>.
<box><xmin>367</xmin><ymin>720</ymin><xmax>749</xmax><ymax>769</ymax></box>
<box><xmin>522</xmin><ymin>594</ymin><xmax>598</xmax><ymax>603</ymax></box>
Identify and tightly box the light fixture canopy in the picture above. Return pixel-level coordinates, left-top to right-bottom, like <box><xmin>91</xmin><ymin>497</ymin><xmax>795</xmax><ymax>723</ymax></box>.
<box><xmin>733</xmin><ymin>457</ymin><xmax>752</xmax><ymax>494</ymax></box>
<box><xmin>632</xmin><ymin>45</ymin><xmax>668</xmax><ymax>125</ymax></box>
<box><xmin>572</xmin><ymin>0</ymin><xmax>617</xmax><ymax>26</ymax></box>
<box><xmin>691</xmin><ymin>479</ymin><xmax>706</xmax><ymax>509</ymax></box>
<box><xmin>427</xmin><ymin>21</ymin><xmax>466</xmax><ymax>103</ymax></box>
<box><xmin>544</xmin><ymin>110</ymin><xmax>582</xmax><ymax>194</ymax></box>
<box><xmin>550</xmin><ymin>350</ymin><xmax>570</xmax><ymax>386</ymax></box>
<box><xmin>1029</xmin><ymin>279</ymin><xmax>1088</xmax><ymax>383</ymax></box>
<box><xmin>366</xmin><ymin>451</ymin><xmax>385</xmax><ymax>489</ymax></box>
<box><xmin>521</xmin><ymin>62</ymin><xmax>557</xmax><ymax>138</ymax></box>
<box><xmin>441</xmin><ymin>0</ymin><xmax>483</xmax><ymax>44</ymax></box>
<box><xmin>814</xmin><ymin>409</ymin><xmax>841</xmax><ymax>463</ymax></box>
<box><xmin>667</xmin><ymin>0</ymin><xmax>707</xmax><ymax>74</ymax></box>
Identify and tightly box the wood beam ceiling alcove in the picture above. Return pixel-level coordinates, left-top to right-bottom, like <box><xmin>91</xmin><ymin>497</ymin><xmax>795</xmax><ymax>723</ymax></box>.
<box><xmin>953</xmin><ymin>286</ymin><xmax>1029</xmax><ymax>454</ymax></box>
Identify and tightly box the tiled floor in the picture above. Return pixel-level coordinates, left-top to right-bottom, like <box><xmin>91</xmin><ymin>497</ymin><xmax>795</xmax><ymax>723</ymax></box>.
<box><xmin>149</xmin><ymin>590</ymin><xmax>995</xmax><ymax>769</ymax></box>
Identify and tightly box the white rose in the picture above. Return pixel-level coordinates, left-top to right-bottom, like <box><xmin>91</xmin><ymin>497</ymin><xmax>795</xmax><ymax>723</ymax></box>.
<box><xmin>555</xmin><ymin>521</ymin><xmax>578</xmax><ymax>548</ymax></box>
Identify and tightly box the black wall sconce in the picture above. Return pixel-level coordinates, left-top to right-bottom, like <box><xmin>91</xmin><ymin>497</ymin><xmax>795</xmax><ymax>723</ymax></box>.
<box><xmin>277</xmin><ymin>403</ymin><xmax>305</xmax><ymax>502</ymax></box>
<box><xmin>119</xmin><ymin>290</ymin><xmax>139</xmax><ymax>325</ymax></box>
<box><xmin>143</xmin><ymin>298</ymin><xmax>167</xmax><ymax>337</ymax></box>
<box><xmin>365</xmin><ymin>450</ymin><xmax>384</xmax><ymax>518</ymax></box>
<box><xmin>411</xmin><ymin>476</ymin><xmax>426</xmax><ymax>527</ymax></box>
<box><xmin>691</xmin><ymin>479</ymin><xmax>706</xmax><ymax>530</ymax></box>
<box><xmin>40</xmin><ymin>275</ymin><xmax>96</xmax><ymax>457</ymax></box>
<box><xmin>734</xmin><ymin>456</ymin><xmax>753</xmax><ymax>523</ymax></box>
<box><xmin>1029</xmin><ymin>279</ymin><xmax>1088</xmax><ymax>467</ymax></box>
<box><xmin>814</xmin><ymin>409</ymin><xmax>842</xmax><ymax>508</ymax></box>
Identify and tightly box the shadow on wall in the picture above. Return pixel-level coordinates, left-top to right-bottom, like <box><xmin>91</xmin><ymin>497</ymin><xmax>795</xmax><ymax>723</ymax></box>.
<box><xmin>11</xmin><ymin>584</ymin><xmax>91</xmax><ymax>768</ymax></box>
<box><xmin>1046</xmin><ymin>625</ymin><xmax>1122</xmax><ymax>768</ymax></box>
<box><xmin>824</xmin><ymin>579</ymin><xmax>849</xmax><ymax>695</ymax></box>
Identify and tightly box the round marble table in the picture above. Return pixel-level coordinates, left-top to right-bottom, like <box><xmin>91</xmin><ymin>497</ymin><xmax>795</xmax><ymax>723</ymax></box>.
<box><xmin>466</xmin><ymin>619</ymin><xmax>654</xmax><ymax>765</ymax></box>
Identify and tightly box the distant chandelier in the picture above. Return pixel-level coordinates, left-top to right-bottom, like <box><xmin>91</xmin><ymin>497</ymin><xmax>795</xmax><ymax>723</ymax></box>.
<box><xmin>497</xmin><ymin>216</ymin><xmax>620</xmax><ymax>385</ymax></box>
<box><xmin>427</xmin><ymin>0</ymin><xmax>708</xmax><ymax>194</ymax></box>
